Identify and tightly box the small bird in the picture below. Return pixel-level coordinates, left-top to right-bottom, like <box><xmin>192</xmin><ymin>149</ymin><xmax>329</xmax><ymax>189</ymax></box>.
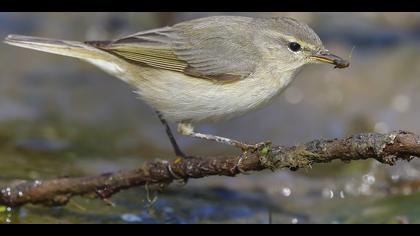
<box><xmin>4</xmin><ymin>16</ymin><xmax>349</xmax><ymax>159</ymax></box>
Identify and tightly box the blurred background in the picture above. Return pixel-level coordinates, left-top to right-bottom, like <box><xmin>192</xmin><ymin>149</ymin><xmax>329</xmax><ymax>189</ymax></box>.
<box><xmin>0</xmin><ymin>12</ymin><xmax>420</xmax><ymax>223</ymax></box>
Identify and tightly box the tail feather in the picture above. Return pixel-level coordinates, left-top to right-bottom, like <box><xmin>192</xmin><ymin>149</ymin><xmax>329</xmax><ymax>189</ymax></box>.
<box><xmin>4</xmin><ymin>34</ymin><xmax>107</xmax><ymax>60</ymax></box>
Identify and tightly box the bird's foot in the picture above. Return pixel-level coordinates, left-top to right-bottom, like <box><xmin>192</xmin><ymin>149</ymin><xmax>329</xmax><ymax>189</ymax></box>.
<box><xmin>167</xmin><ymin>159</ymin><xmax>189</xmax><ymax>185</ymax></box>
<box><xmin>238</xmin><ymin>140</ymin><xmax>272</xmax><ymax>153</ymax></box>
<box><xmin>167</xmin><ymin>152</ymin><xmax>201</xmax><ymax>185</ymax></box>
<box><xmin>233</xmin><ymin>140</ymin><xmax>272</xmax><ymax>174</ymax></box>
<box><xmin>233</xmin><ymin>155</ymin><xmax>249</xmax><ymax>175</ymax></box>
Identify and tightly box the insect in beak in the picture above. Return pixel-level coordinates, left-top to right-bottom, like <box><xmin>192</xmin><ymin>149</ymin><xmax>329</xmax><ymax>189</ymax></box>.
<box><xmin>310</xmin><ymin>50</ymin><xmax>350</xmax><ymax>69</ymax></box>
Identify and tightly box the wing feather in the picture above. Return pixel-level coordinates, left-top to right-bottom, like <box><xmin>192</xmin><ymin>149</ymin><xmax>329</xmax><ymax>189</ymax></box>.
<box><xmin>88</xmin><ymin>16</ymin><xmax>258</xmax><ymax>82</ymax></box>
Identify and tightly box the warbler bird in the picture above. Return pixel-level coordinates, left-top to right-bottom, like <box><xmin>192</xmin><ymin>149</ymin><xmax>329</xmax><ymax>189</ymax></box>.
<box><xmin>4</xmin><ymin>16</ymin><xmax>349</xmax><ymax>158</ymax></box>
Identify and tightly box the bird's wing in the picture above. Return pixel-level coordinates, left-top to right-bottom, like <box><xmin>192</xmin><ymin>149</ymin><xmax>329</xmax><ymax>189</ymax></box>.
<box><xmin>87</xmin><ymin>18</ymin><xmax>258</xmax><ymax>82</ymax></box>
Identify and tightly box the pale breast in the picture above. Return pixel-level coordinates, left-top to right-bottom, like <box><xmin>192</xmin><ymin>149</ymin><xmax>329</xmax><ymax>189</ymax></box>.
<box><xmin>127</xmin><ymin>64</ymin><xmax>298</xmax><ymax>123</ymax></box>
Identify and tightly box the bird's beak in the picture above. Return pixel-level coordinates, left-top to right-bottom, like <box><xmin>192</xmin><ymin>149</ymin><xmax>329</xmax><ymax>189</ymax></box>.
<box><xmin>309</xmin><ymin>50</ymin><xmax>350</xmax><ymax>69</ymax></box>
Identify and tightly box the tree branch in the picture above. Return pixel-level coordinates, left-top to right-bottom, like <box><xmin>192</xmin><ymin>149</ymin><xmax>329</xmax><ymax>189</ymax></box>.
<box><xmin>1</xmin><ymin>130</ymin><xmax>419</xmax><ymax>207</ymax></box>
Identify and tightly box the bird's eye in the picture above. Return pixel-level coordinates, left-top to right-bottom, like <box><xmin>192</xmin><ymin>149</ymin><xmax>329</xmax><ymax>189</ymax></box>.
<box><xmin>288</xmin><ymin>42</ymin><xmax>301</xmax><ymax>52</ymax></box>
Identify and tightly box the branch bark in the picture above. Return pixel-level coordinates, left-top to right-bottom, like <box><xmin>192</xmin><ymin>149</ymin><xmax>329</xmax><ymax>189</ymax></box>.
<box><xmin>1</xmin><ymin>130</ymin><xmax>419</xmax><ymax>207</ymax></box>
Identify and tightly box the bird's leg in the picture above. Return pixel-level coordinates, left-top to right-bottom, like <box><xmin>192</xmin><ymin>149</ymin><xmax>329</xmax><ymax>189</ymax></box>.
<box><xmin>177</xmin><ymin>122</ymin><xmax>271</xmax><ymax>153</ymax></box>
<box><xmin>156</xmin><ymin>111</ymin><xmax>190</xmax><ymax>159</ymax></box>
<box><xmin>156</xmin><ymin>112</ymin><xmax>194</xmax><ymax>183</ymax></box>
<box><xmin>177</xmin><ymin>122</ymin><xmax>271</xmax><ymax>174</ymax></box>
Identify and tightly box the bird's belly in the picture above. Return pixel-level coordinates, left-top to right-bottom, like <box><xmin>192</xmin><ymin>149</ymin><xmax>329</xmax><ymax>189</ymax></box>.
<box><xmin>130</xmin><ymin>68</ymin><xmax>294</xmax><ymax>123</ymax></box>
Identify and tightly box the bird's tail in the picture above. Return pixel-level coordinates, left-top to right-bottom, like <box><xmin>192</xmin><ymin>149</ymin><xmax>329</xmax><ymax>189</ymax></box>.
<box><xmin>4</xmin><ymin>34</ymin><xmax>108</xmax><ymax>60</ymax></box>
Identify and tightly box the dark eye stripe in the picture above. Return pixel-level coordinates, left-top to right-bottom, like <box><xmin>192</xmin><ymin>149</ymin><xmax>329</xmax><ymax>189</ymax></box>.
<box><xmin>288</xmin><ymin>42</ymin><xmax>301</xmax><ymax>52</ymax></box>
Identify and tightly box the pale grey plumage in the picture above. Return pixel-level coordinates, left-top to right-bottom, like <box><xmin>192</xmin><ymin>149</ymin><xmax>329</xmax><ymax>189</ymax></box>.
<box><xmin>96</xmin><ymin>16</ymin><xmax>324</xmax><ymax>81</ymax></box>
<box><xmin>3</xmin><ymin>16</ymin><xmax>343</xmax><ymax>123</ymax></box>
<box><xmin>111</xmin><ymin>16</ymin><xmax>259</xmax><ymax>79</ymax></box>
<box><xmin>4</xmin><ymin>15</ymin><xmax>348</xmax><ymax>156</ymax></box>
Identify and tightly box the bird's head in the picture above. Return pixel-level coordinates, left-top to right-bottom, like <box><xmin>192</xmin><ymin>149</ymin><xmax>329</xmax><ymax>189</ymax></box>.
<box><xmin>254</xmin><ymin>17</ymin><xmax>349</xmax><ymax>71</ymax></box>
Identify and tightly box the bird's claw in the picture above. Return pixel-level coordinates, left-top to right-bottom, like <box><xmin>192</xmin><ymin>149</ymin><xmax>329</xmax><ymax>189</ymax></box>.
<box><xmin>234</xmin><ymin>140</ymin><xmax>271</xmax><ymax>174</ymax></box>
<box><xmin>240</xmin><ymin>140</ymin><xmax>272</xmax><ymax>153</ymax></box>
